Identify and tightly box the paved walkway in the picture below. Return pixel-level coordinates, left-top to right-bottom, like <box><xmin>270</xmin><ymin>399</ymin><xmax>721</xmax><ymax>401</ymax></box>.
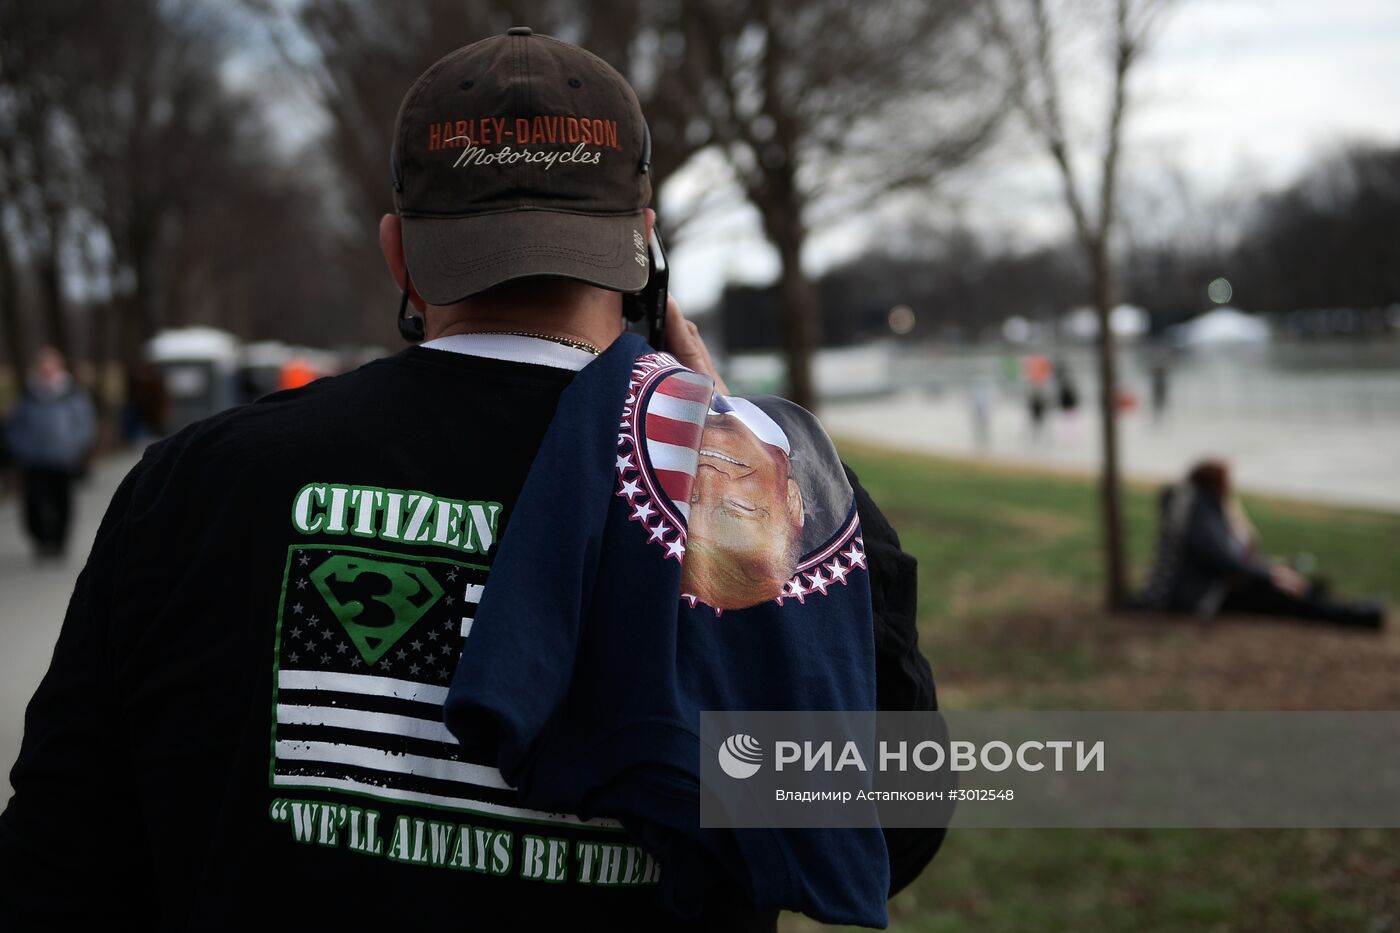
<box><xmin>0</xmin><ymin>450</ymin><xmax>142</xmax><ymax>802</ymax></box>
<box><xmin>822</xmin><ymin>388</ymin><xmax>1400</xmax><ymax>513</ymax></box>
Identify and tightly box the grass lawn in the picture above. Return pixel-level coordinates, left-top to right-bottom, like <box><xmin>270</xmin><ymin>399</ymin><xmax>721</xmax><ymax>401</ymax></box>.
<box><xmin>782</xmin><ymin>441</ymin><xmax>1400</xmax><ymax>933</ymax></box>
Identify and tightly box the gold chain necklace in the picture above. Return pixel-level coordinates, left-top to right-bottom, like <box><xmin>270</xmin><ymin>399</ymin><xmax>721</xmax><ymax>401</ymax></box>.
<box><xmin>470</xmin><ymin>331</ymin><xmax>601</xmax><ymax>355</ymax></box>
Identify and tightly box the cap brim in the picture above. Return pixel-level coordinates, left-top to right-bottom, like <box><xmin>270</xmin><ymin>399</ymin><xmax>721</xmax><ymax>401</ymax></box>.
<box><xmin>401</xmin><ymin>209</ymin><xmax>649</xmax><ymax>305</ymax></box>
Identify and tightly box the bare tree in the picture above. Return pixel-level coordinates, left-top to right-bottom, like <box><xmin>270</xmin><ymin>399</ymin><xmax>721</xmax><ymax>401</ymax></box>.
<box><xmin>983</xmin><ymin>0</ymin><xmax>1175</xmax><ymax>610</ymax></box>
<box><xmin>249</xmin><ymin>1</ymin><xmax>999</xmax><ymax>394</ymax></box>
<box><xmin>679</xmin><ymin>0</ymin><xmax>1003</xmax><ymax>408</ymax></box>
<box><xmin>0</xmin><ymin>151</ymin><xmax>26</xmax><ymax>380</ymax></box>
<box><xmin>0</xmin><ymin>228</ymin><xmax>22</xmax><ymax>383</ymax></box>
<box><xmin>0</xmin><ymin>0</ymin><xmax>349</xmax><ymax>400</ymax></box>
<box><xmin>0</xmin><ymin>0</ymin><xmax>90</xmax><ymax>365</ymax></box>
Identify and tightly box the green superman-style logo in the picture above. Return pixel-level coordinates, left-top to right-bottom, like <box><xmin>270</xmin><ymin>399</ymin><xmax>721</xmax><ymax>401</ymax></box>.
<box><xmin>308</xmin><ymin>555</ymin><xmax>445</xmax><ymax>665</ymax></box>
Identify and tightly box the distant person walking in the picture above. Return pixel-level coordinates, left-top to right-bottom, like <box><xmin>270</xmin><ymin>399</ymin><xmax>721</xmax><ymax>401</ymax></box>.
<box><xmin>1149</xmin><ymin>354</ymin><xmax>1170</xmax><ymax>424</ymax></box>
<box><xmin>1025</xmin><ymin>388</ymin><xmax>1047</xmax><ymax>442</ymax></box>
<box><xmin>968</xmin><ymin>381</ymin><xmax>993</xmax><ymax>450</ymax></box>
<box><xmin>1054</xmin><ymin>358</ymin><xmax>1079</xmax><ymax>415</ymax></box>
<box><xmin>1137</xmin><ymin>460</ymin><xmax>1385</xmax><ymax>628</ymax></box>
<box><xmin>1053</xmin><ymin>357</ymin><xmax>1080</xmax><ymax>442</ymax></box>
<box><xmin>4</xmin><ymin>348</ymin><xmax>96</xmax><ymax>559</ymax></box>
<box><xmin>1023</xmin><ymin>353</ymin><xmax>1051</xmax><ymax>443</ymax></box>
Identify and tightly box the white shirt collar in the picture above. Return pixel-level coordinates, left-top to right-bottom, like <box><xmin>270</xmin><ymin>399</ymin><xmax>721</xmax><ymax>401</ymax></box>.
<box><xmin>419</xmin><ymin>333</ymin><xmax>595</xmax><ymax>372</ymax></box>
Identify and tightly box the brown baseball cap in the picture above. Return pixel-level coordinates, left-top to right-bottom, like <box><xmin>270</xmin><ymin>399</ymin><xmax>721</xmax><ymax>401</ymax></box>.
<box><xmin>390</xmin><ymin>27</ymin><xmax>653</xmax><ymax>305</ymax></box>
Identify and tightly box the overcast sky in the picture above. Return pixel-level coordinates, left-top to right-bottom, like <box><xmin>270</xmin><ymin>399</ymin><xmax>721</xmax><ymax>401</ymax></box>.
<box><xmin>665</xmin><ymin>0</ymin><xmax>1400</xmax><ymax>312</ymax></box>
<box><xmin>233</xmin><ymin>1</ymin><xmax>1400</xmax><ymax>313</ymax></box>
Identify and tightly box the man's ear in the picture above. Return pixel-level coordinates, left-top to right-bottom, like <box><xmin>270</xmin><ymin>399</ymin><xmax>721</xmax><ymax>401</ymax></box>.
<box><xmin>786</xmin><ymin>477</ymin><xmax>804</xmax><ymax>529</ymax></box>
<box><xmin>378</xmin><ymin>214</ymin><xmax>426</xmax><ymax>313</ymax></box>
<box><xmin>643</xmin><ymin>207</ymin><xmax>655</xmax><ymax>242</ymax></box>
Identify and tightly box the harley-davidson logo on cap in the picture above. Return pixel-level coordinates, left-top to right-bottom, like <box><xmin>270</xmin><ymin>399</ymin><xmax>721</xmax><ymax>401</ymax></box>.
<box><xmin>390</xmin><ymin>26</ymin><xmax>652</xmax><ymax>306</ymax></box>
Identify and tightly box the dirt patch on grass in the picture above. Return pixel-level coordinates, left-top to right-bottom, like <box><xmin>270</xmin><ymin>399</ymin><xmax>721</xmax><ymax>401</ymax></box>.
<box><xmin>993</xmin><ymin>506</ymin><xmax>1083</xmax><ymax>541</ymax></box>
<box><xmin>938</xmin><ymin>602</ymin><xmax>1400</xmax><ymax>710</ymax></box>
<box><xmin>948</xmin><ymin>572</ymin><xmax>1084</xmax><ymax>619</ymax></box>
<box><xmin>1095</xmin><ymin>611</ymin><xmax>1400</xmax><ymax>709</ymax></box>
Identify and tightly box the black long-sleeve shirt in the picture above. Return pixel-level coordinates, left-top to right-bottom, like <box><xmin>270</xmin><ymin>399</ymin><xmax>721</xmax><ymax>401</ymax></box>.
<box><xmin>1</xmin><ymin>345</ymin><xmax>942</xmax><ymax>930</ymax></box>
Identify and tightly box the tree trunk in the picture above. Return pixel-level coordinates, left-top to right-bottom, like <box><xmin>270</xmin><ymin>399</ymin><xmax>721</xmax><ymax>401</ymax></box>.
<box><xmin>89</xmin><ymin>301</ymin><xmax>115</xmax><ymax>425</ymax></box>
<box><xmin>758</xmin><ymin>175</ymin><xmax>819</xmax><ymax>410</ymax></box>
<box><xmin>1092</xmin><ymin>241</ymin><xmax>1128</xmax><ymax>609</ymax></box>
<box><xmin>36</xmin><ymin>255</ymin><xmax>70</xmax><ymax>360</ymax></box>
<box><xmin>120</xmin><ymin>290</ymin><xmax>152</xmax><ymax>372</ymax></box>
<box><xmin>0</xmin><ymin>230</ymin><xmax>26</xmax><ymax>385</ymax></box>
<box><xmin>119</xmin><ymin>234</ymin><xmax>158</xmax><ymax>370</ymax></box>
<box><xmin>775</xmin><ymin>233</ymin><xmax>819</xmax><ymax>411</ymax></box>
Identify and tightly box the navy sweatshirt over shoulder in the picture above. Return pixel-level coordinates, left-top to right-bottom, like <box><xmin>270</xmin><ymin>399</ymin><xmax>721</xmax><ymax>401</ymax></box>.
<box><xmin>444</xmin><ymin>333</ymin><xmax>892</xmax><ymax>927</ymax></box>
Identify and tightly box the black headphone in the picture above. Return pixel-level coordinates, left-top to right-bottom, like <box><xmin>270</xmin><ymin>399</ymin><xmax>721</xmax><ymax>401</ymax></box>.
<box><xmin>397</xmin><ymin>285</ymin><xmax>425</xmax><ymax>343</ymax></box>
<box><xmin>392</xmin><ymin>123</ymin><xmax>667</xmax><ymax>350</ymax></box>
<box><xmin>621</xmin><ymin>124</ymin><xmax>669</xmax><ymax>351</ymax></box>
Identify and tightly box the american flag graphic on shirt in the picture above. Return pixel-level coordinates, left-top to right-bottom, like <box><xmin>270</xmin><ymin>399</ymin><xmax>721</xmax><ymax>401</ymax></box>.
<box><xmin>639</xmin><ymin>368</ymin><xmax>713</xmax><ymax>524</ymax></box>
<box><xmin>269</xmin><ymin>544</ymin><xmax>606</xmax><ymax>825</ymax></box>
<box><xmin>614</xmin><ymin>354</ymin><xmax>714</xmax><ymax>565</ymax></box>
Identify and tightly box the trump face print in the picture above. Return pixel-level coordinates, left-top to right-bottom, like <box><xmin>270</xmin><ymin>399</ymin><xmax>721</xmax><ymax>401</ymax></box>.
<box><xmin>615</xmin><ymin>353</ymin><xmax>864</xmax><ymax>612</ymax></box>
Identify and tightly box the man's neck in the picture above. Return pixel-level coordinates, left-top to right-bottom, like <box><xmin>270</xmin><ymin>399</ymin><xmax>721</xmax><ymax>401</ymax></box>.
<box><xmin>424</xmin><ymin>287</ymin><xmax>624</xmax><ymax>352</ymax></box>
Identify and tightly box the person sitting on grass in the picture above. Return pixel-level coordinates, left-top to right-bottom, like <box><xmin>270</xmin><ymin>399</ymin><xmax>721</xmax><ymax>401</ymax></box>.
<box><xmin>1136</xmin><ymin>459</ymin><xmax>1385</xmax><ymax>629</ymax></box>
